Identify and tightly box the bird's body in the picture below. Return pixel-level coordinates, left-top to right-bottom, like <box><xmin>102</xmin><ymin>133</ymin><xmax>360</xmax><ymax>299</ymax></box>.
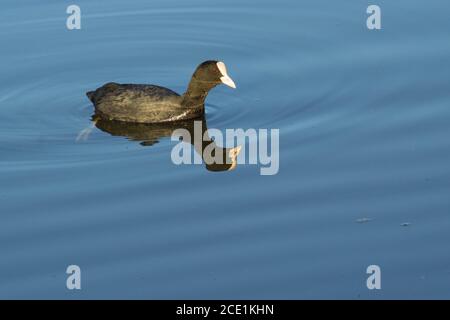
<box><xmin>86</xmin><ymin>61</ymin><xmax>236</xmax><ymax>123</ymax></box>
<box><xmin>87</xmin><ymin>83</ymin><xmax>200</xmax><ymax>123</ymax></box>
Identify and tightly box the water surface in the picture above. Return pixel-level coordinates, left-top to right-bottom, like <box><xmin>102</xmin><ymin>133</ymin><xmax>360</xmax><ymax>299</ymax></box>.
<box><xmin>1</xmin><ymin>0</ymin><xmax>450</xmax><ymax>299</ymax></box>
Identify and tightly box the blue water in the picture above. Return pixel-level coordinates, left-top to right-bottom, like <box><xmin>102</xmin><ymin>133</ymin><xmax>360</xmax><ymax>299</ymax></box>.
<box><xmin>1</xmin><ymin>0</ymin><xmax>450</xmax><ymax>299</ymax></box>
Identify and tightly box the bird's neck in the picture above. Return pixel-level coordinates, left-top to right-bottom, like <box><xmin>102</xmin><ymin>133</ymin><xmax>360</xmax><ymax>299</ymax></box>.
<box><xmin>182</xmin><ymin>78</ymin><xmax>216</xmax><ymax>108</ymax></box>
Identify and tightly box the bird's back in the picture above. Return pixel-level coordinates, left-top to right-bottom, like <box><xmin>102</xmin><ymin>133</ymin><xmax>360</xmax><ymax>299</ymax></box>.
<box><xmin>87</xmin><ymin>83</ymin><xmax>195</xmax><ymax>123</ymax></box>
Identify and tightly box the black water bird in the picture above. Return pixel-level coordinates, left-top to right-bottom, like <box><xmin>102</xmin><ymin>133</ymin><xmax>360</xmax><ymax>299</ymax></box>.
<box><xmin>87</xmin><ymin>61</ymin><xmax>236</xmax><ymax>123</ymax></box>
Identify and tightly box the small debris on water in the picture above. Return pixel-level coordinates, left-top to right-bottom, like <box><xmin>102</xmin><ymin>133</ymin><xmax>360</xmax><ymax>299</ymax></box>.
<box><xmin>400</xmin><ymin>222</ymin><xmax>411</xmax><ymax>227</ymax></box>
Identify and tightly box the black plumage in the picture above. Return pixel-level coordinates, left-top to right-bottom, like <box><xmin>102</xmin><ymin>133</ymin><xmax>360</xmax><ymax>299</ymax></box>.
<box><xmin>86</xmin><ymin>60</ymin><xmax>236</xmax><ymax>123</ymax></box>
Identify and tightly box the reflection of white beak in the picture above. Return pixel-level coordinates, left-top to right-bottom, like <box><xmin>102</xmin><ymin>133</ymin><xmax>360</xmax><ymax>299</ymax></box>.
<box><xmin>227</xmin><ymin>145</ymin><xmax>242</xmax><ymax>171</ymax></box>
<box><xmin>229</xmin><ymin>145</ymin><xmax>242</xmax><ymax>158</ymax></box>
<box><xmin>217</xmin><ymin>61</ymin><xmax>237</xmax><ymax>89</ymax></box>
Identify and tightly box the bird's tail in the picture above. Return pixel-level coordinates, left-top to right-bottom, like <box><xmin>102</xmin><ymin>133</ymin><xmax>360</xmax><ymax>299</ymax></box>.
<box><xmin>86</xmin><ymin>91</ymin><xmax>95</xmax><ymax>101</ymax></box>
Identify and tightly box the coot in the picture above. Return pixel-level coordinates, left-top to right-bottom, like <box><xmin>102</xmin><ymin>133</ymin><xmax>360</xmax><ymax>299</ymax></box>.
<box><xmin>86</xmin><ymin>60</ymin><xmax>236</xmax><ymax>123</ymax></box>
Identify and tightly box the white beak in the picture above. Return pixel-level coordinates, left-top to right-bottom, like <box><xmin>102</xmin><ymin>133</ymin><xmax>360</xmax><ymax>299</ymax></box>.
<box><xmin>220</xmin><ymin>75</ymin><xmax>236</xmax><ymax>89</ymax></box>
<box><xmin>217</xmin><ymin>61</ymin><xmax>237</xmax><ymax>89</ymax></box>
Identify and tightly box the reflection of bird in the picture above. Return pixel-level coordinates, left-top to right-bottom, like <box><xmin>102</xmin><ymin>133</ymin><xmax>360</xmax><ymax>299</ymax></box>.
<box><xmin>86</xmin><ymin>61</ymin><xmax>236</xmax><ymax>123</ymax></box>
<box><xmin>94</xmin><ymin>116</ymin><xmax>241</xmax><ymax>172</ymax></box>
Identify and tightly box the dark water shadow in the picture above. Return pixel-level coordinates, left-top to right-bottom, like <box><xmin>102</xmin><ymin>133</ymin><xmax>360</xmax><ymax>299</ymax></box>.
<box><xmin>94</xmin><ymin>115</ymin><xmax>241</xmax><ymax>172</ymax></box>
